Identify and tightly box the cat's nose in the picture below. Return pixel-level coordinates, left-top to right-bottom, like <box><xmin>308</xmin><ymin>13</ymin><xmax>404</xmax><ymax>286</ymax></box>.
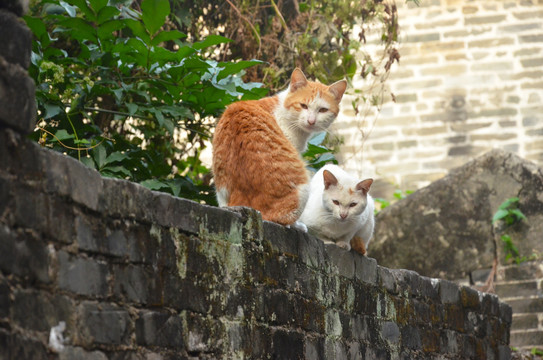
<box><xmin>307</xmin><ymin>115</ymin><xmax>316</xmax><ymax>125</ymax></box>
<box><xmin>340</xmin><ymin>213</ymin><xmax>348</xmax><ymax>219</ymax></box>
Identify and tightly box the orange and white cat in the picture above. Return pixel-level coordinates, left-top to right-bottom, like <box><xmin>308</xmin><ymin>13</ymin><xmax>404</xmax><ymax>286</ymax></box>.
<box><xmin>212</xmin><ymin>68</ymin><xmax>347</xmax><ymax>225</ymax></box>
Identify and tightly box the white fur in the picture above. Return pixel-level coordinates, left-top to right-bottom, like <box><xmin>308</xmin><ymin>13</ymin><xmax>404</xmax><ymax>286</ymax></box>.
<box><xmin>300</xmin><ymin>164</ymin><xmax>375</xmax><ymax>251</ymax></box>
<box><xmin>216</xmin><ymin>187</ymin><xmax>229</xmax><ymax>207</ymax></box>
<box><xmin>274</xmin><ymin>87</ymin><xmax>338</xmax><ymax>153</ymax></box>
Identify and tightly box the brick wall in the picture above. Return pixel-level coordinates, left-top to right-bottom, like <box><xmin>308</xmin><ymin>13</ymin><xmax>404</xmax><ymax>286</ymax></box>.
<box><xmin>334</xmin><ymin>0</ymin><xmax>543</xmax><ymax>198</ymax></box>
<box><xmin>0</xmin><ymin>128</ymin><xmax>513</xmax><ymax>359</ymax></box>
<box><xmin>0</xmin><ymin>5</ymin><xmax>514</xmax><ymax>359</ymax></box>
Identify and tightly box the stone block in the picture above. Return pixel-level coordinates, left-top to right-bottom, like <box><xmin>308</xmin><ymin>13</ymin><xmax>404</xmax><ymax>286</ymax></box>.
<box><xmin>272</xmin><ymin>329</ymin><xmax>304</xmax><ymax>359</ymax></box>
<box><xmin>0</xmin><ymin>10</ymin><xmax>31</xmax><ymax>68</ymax></box>
<box><xmin>0</xmin><ymin>225</ymin><xmax>51</xmax><ymax>284</ymax></box>
<box><xmin>0</xmin><ymin>224</ymin><xmax>16</xmax><ymax>275</ymax></box>
<box><xmin>64</xmin><ymin>155</ymin><xmax>103</xmax><ymax>212</ymax></box>
<box><xmin>0</xmin><ymin>332</ymin><xmax>49</xmax><ymax>360</ymax></box>
<box><xmin>401</xmin><ymin>325</ymin><xmax>422</xmax><ymax>350</ymax></box>
<box><xmin>77</xmin><ymin>302</ymin><xmax>131</xmax><ymax>346</ymax></box>
<box><xmin>58</xmin><ymin>251</ymin><xmax>109</xmax><ymax>297</ymax></box>
<box><xmin>264</xmin><ymin>220</ymin><xmax>299</xmax><ymax>256</ymax></box>
<box><xmin>377</xmin><ymin>266</ymin><xmax>398</xmax><ymax>294</ymax></box>
<box><xmin>381</xmin><ymin>321</ymin><xmax>400</xmax><ymax>344</ymax></box>
<box><xmin>0</xmin><ymin>278</ymin><xmax>10</xmax><ymax>318</ymax></box>
<box><xmin>182</xmin><ymin>311</ymin><xmax>226</xmax><ymax>354</ymax></box>
<box><xmin>136</xmin><ymin>311</ymin><xmax>185</xmax><ymax>348</ymax></box>
<box><xmin>325</xmin><ymin>244</ymin><xmax>355</xmax><ymax>279</ymax></box>
<box><xmin>465</xmin><ymin>14</ymin><xmax>507</xmax><ymax>25</ymax></box>
<box><xmin>297</xmin><ymin>231</ymin><xmax>326</xmax><ymax>270</ymax></box>
<box><xmin>304</xmin><ymin>336</ymin><xmax>325</xmax><ymax>360</ymax></box>
<box><xmin>511</xmin><ymin>313</ymin><xmax>537</xmax><ymax>330</ymax></box>
<box><xmin>113</xmin><ymin>265</ymin><xmax>162</xmax><ymax>305</ymax></box>
<box><xmin>354</xmin><ymin>255</ymin><xmax>377</xmax><ymax>285</ymax></box>
<box><xmin>11</xmin><ymin>289</ymin><xmax>74</xmax><ymax>332</ymax></box>
<box><xmin>439</xmin><ymin>280</ymin><xmax>461</xmax><ymax>304</ymax></box>
<box><xmin>460</xmin><ymin>286</ymin><xmax>481</xmax><ymax>310</ymax></box>
<box><xmin>59</xmin><ymin>347</ymin><xmax>108</xmax><ymax>360</ymax></box>
<box><xmin>0</xmin><ymin>57</ymin><xmax>35</xmax><ymax>134</ymax></box>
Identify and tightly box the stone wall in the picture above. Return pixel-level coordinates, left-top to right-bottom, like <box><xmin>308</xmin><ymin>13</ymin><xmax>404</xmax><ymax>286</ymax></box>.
<box><xmin>370</xmin><ymin>149</ymin><xmax>543</xmax><ymax>281</ymax></box>
<box><xmin>334</xmin><ymin>0</ymin><xmax>543</xmax><ymax>198</ymax></box>
<box><xmin>0</xmin><ymin>4</ymin><xmax>513</xmax><ymax>359</ymax></box>
<box><xmin>0</xmin><ymin>128</ymin><xmax>513</xmax><ymax>359</ymax></box>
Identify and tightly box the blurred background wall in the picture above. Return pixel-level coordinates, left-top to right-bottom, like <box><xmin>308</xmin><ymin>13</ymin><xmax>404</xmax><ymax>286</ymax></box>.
<box><xmin>334</xmin><ymin>0</ymin><xmax>543</xmax><ymax>199</ymax></box>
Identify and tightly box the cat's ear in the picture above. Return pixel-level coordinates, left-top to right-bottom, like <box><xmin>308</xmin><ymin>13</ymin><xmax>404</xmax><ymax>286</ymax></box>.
<box><xmin>290</xmin><ymin>68</ymin><xmax>308</xmax><ymax>92</ymax></box>
<box><xmin>356</xmin><ymin>178</ymin><xmax>373</xmax><ymax>195</ymax></box>
<box><xmin>328</xmin><ymin>79</ymin><xmax>347</xmax><ymax>102</ymax></box>
<box><xmin>323</xmin><ymin>170</ymin><xmax>338</xmax><ymax>190</ymax></box>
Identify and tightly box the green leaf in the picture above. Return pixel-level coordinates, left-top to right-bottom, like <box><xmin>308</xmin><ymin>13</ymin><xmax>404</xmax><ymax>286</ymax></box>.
<box><xmin>97</xmin><ymin>19</ymin><xmax>125</xmax><ymax>39</ymax></box>
<box><xmin>24</xmin><ymin>16</ymin><xmax>47</xmax><ymax>42</ymax></box>
<box><xmin>510</xmin><ymin>209</ymin><xmax>527</xmax><ymax>221</ymax></box>
<box><xmin>216</xmin><ymin>60</ymin><xmax>262</xmax><ymax>81</ymax></box>
<box><xmin>141</xmin><ymin>0</ymin><xmax>170</xmax><ymax>35</ymax></box>
<box><xmin>192</xmin><ymin>35</ymin><xmax>232</xmax><ymax>50</ymax></box>
<box><xmin>101</xmin><ymin>165</ymin><xmax>132</xmax><ymax>177</ymax></box>
<box><xmin>65</xmin><ymin>0</ymin><xmax>95</xmax><ymax>20</ymax></box>
<box><xmin>492</xmin><ymin>209</ymin><xmax>509</xmax><ymax>223</ymax></box>
<box><xmin>59</xmin><ymin>0</ymin><xmax>77</xmax><ymax>17</ymax></box>
<box><xmin>80</xmin><ymin>156</ymin><xmax>96</xmax><ymax>169</ymax></box>
<box><xmin>151</xmin><ymin>30</ymin><xmax>186</xmax><ymax>46</ymax></box>
<box><xmin>88</xmin><ymin>0</ymin><xmax>108</xmax><ymax>13</ymax></box>
<box><xmin>44</xmin><ymin>103</ymin><xmax>63</xmax><ymax>119</ymax></box>
<box><xmin>104</xmin><ymin>151</ymin><xmax>129</xmax><ymax>165</ymax></box>
<box><xmin>141</xmin><ymin>179</ymin><xmax>169</xmax><ymax>191</ymax></box>
<box><xmin>97</xmin><ymin>6</ymin><xmax>121</xmax><ymax>25</ymax></box>
<box><xmin>499</xmin><ymin>197</ymin><xmax>519</xmax><ymax>210</ymax></box>
<box><xmin>126</xmin><ymin>103</ymin><xmax>138</xmax><ymax>115</ymax></box>
<box><xmin>93</xmin><ymin>145</ymin><xmax>107</xmax><ymax>168</ymax></box>
<box><xmin>54</xmin><ymin>129</ymin><xmax>74</xmax><ymax>141</ymax></box>
<box><xmin>124</xmin><ymin>19</ymin><xmax>151</xmax><ymax>44</ymax></box>
<box><xmin>58</xmin><ymin>18</ymin><xmax>97</xmax><ymax>43</ymax></box>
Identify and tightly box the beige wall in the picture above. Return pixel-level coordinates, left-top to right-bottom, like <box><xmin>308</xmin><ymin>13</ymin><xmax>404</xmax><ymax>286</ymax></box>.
<box><xmin>334</xmin><ymin>0</ymin><xmax>543</xmax><ymax>199</ymax></box>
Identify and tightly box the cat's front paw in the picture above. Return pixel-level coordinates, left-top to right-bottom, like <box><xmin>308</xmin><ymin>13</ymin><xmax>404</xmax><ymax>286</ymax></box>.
<box><xmin>336</xmin><ymin>241</ymin><xmax>351</xmax><ymax>251</ymax></box>
<box><xmin>289</xmin><ymin>221</ymin><xmax>308</xmax><ymax>233</ymax></box>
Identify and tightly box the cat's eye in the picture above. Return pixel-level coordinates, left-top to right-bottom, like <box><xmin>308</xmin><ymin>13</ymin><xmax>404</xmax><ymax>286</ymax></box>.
<box><xmin>333</xmin><ymin>200</ymin><xmax>340</xmax><ymax>205</ymax></box>
<box><xmin>349</xmin><ymin>202</ymin><xmax>357</xmax><ymax>207</ymax></box>
<box><xmin>318</xmin><ymin>108</ymin><xmax>328</xmax><ymax>113</ymax></box>
<box><xmin>300</xmin><ymin>103</ymin><xmax>308</xmax><ymax>109</ymax></box>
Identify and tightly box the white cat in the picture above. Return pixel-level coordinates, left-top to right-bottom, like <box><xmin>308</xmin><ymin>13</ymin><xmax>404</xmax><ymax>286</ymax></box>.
<box><xmin>300</xmin><ymin>164</ymin><xmax>375</xmax><ymax>254</ymax></box>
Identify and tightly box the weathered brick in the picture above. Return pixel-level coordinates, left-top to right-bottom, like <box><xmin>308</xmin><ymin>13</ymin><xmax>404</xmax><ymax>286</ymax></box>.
<box><xmin>465</xmin><ymin>14</ymin><xmax>507</xmax><ymax>25</ymax></box>
<box><xmin>58</xmin><ymin>251</ymin><xmax>109</xmax><ymax>297</ymax></box>
<box><xmin>135</xmin><ymin>311</ymin><xmax>184</xmax><ymax>348</ymax></box>
<box><xmin>468</xmin><ymin>37</ymin><xmax>515</xmax><ymax>48</ymax></box>
<box><xmin>77</xmin><ymin>302</ymin><xmax>131</xmax><ymax>346</ymax></box>
<box><xmin>405</xmin><ymin>33</ymin><xmax>440</xmax><ymax>43</ymax></box>
<box><xmin>12</xmin><ymin>289</ymin><xmax>74</xmax><ymax>332</ymax></box>
<box><xmin>0</xmin><ymin>48</ymin><xmax>35</xmax><ymax>136</ymax></box>
<box><xmin>59</xmin><ymin>347</ymin><xmax>108</xmax><ymax>360</ymax></box>
<box><xmin>0</xmin><ymin>10</ymin><xmax>32</xmax><ymax>69</ymax></box>
<box><xmin>521</xmin><ymin>57</ymin><xmax>543</xmax><ymax>67</ymax></box>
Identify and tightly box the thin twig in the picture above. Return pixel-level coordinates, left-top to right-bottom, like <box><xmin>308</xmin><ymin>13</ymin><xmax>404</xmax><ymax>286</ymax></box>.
<box><xmin>37</xmin><ymin>126</ymin><xmax>109</xmax><ymax>151</ymax></box>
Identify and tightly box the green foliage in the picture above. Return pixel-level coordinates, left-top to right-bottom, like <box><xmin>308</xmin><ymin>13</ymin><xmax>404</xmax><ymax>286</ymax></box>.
<box><xmin>492</xmin><ymin>197</ymin><xmax>527</xmax><ymax>225</ymax></box>
<box><xmin>531</xmin><ymin>348</ymin><xmax>543</xmax><ymax>356</ymax></box>
<box><xmin>303</xmin><ymin>132</ymin><xmax>339</xmax><ymax>171</ymax></box>
<box><xmin>374</xmin><ymin>188</ymin><xmax>414</xmax><ymax>214</ymax></box>
<box><xmin>492</xmin><ymin>197</ymin><xmax>528</xmax><ymax>264</ymax></box>
<box><xmin>25</xmin><ymin>0</ymin><xmax>266</xmax><ymax>203</ymax></box>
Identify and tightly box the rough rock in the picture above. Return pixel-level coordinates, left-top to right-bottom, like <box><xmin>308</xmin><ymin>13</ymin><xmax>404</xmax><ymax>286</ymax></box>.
<box><xmin>371</xmin><ymin>149</ymin><xmax>543</xmax><ymax>280</ymax></box>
